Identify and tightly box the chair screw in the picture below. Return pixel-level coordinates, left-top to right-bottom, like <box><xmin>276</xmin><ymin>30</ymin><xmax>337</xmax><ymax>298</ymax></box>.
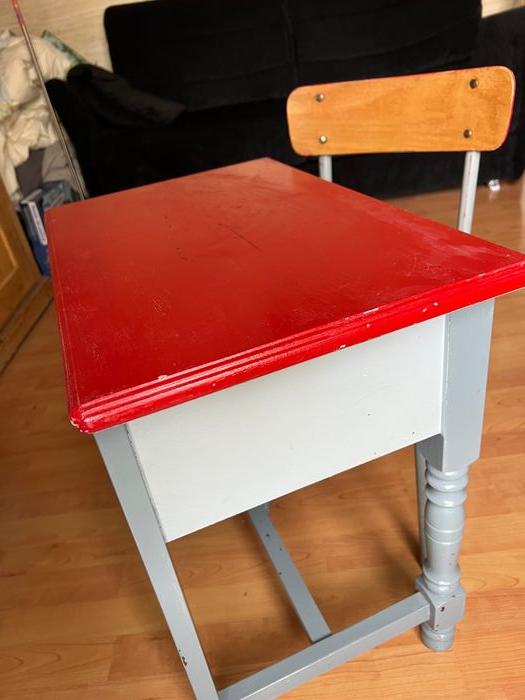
<box><xmin>319</xmin><ymin>135</ymin><xmax>328</xmax><ymax>144</ymax></box>
<box><xmin>469</xmin><ymin>78</ymin><xmax>479</xmax><ymax>89</ymax></box>
<box><xmin>315</xmin><ymin>93</ymin><xmax>325</xmax><ymax>102</ymax></box>
<box><xmin>463</xmin><ymin>129</ymin><xmax>473</xmax><ymax>138</ymax></box>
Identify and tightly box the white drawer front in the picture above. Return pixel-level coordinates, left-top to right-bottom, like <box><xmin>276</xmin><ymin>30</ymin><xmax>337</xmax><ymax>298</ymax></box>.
<box><xmin>128</xmin><ymin>316</ymin><xmax>445</xmax><ymax>542</ymax></box>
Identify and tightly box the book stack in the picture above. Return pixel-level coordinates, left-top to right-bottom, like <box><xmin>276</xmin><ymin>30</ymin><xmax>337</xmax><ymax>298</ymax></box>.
<box><xmin>19</xmin><ymin>181</ymin><xmax>79</xmax><ymax>276</ymax></box>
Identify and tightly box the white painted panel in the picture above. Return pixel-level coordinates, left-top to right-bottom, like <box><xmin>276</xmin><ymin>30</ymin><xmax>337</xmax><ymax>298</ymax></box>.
<box><xmin>128</xmin><ymin>317</ymin><xmax>445</xmax><ymax>542</ymax></box>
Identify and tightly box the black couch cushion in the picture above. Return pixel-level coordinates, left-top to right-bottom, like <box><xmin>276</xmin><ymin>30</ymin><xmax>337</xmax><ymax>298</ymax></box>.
<box><xmin>290</xmin><ymin>0</ymin><xmax>481</xmax><ymax>83</ymax></box>
<box><xmin>469</xmin><ymin>7</ymin><xmax>525</xmax><ymax>180</ymax></box>
<box><xmin>105</xmin><ymin>0</ymin><xmax>296</xmax><ymax>111</ymax></box>
<box><xmin>105</xmin><ymin>0</ymin><xmax>481</xmax><ymax>111</ymax></box>
<box><xmin>67</xmin><ymin>64</ymin><xmax>185</xmax><ymax>127</ymax></box>
<box><xmin>46</xmin><ymin>77</ymin><xmax>298</xmax><ymax>196</ymax></box>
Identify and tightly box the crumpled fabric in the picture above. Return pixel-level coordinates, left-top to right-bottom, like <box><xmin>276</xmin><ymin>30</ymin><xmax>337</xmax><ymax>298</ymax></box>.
<box><xmin>0</xmin><ymin>30</ymin><xmax>73</xmax><ymax>199</ymax></box>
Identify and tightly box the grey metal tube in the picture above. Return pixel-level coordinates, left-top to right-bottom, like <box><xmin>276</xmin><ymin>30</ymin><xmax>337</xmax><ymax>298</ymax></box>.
<box><xmin>457</xmin><ymin>151</ymin><xmax>481</xmax><ymax>234</ymax></box>
<box><xmin>318</xmin><ymin>155</ymin><xmax>333</xmax><ymax>182</ymax></box>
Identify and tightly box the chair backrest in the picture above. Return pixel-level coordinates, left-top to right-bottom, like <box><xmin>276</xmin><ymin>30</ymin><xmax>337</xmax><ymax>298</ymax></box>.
<box><xmin>286</xmin><ymin>66</ymin><xmax>515</xmax><ymax>233</ymax></box>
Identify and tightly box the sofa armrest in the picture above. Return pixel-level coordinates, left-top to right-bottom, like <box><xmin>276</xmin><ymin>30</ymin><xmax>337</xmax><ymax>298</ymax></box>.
<box><xmin>46</xmin><ymin>79</ymin><xmax>107</xmax><ymax>195</ymax></box>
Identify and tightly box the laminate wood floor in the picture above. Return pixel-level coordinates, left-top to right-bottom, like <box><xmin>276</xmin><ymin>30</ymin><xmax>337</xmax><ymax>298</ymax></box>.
<box><xmin>1</xmin><ymin>180</ymin><xmax>524</xmax><ymax>699</ymax></box>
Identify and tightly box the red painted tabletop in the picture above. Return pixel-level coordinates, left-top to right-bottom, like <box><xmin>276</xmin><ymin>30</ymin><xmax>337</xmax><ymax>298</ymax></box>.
<box><xmin>47</xmin><ymin>158</ymin><xmax>525</xmax><ymax>432</ymax></box>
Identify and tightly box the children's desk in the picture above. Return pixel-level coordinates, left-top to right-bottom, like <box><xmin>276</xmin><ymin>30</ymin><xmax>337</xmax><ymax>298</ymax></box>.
<box><xmin>47</xmin><ymin>158</ymin><xmax>525</xmax><ymax>699</ymax></box>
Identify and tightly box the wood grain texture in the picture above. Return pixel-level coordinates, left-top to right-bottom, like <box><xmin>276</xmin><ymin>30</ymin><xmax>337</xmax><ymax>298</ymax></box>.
<box><xmin>0</xmin><ymin>180</ymin><xmax>524</xmax><ymax>699</ymax></box>
<box><xmin>287</xmin><ymin>67</ymin><xmax>515</xmax><ymax>156</ymax></box>
<box><xmin>0</xmin><ymin>276</ymin><xmax>52</xmax><ymax>372</ymax></box>
<box><xmin>0</xmin><ymin>176</ymin><xmax>52</xmax><ymax>371</ymax></box>
<box><xmin>0</xmin><ymin>175</ymin><xmax>39</xmax><ymax>327</ymax></box>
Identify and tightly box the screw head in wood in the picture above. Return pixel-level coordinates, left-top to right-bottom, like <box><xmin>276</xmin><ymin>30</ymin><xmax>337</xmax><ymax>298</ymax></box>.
<box><xmin>315</xmin><ymin>93</ymin><xmax>325</xmax><ymax>102</ymax></box>
<box><xmin>319</xmin><ymin>135</ymin><xmax>328</xmax><ymax>144</ymax></box>
<box><xmin>463</xmin><ymin>129</ymin><xmax>473</xmax><ymax>138</ymax></box>
<box><xmin>469</xmin><ymin>78</ymin><xmax>479</xmax><ymax>89</ymax></box>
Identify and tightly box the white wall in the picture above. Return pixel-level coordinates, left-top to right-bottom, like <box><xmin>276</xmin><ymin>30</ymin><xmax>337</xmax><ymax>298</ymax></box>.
<box><xmin>483</xmin><ymin>0</ymin><xmax>524</xmax><ymax>15</ymax></box>
<box><xmin>0</xmin><ymin>0</ymin><xmax>136</xmax><ymax>69</ymax></box>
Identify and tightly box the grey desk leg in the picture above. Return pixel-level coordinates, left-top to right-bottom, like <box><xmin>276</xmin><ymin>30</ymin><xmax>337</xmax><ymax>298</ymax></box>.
<box><xmin>417</xmin><ymin>463</ymin><xmax>469</xmax><ymax>651</ymax></box>
<box><xmin>248</xmin><ymin>504</ymin><xmax>331</xmax><ymax>643</ymax></box>
<box><xmin>95</xmin><ymin>425</ymin><xmax>219</xmax><ymax>700</ymax></box>
<box><xmin>416</xmin><ymin>300</ymin><xmax>494</xmax><ymax>651</ymax></box>
<box><xmin>414</xmin><ymin>446</ymin><xmax>427</xmax><ymax>566</ymax></box>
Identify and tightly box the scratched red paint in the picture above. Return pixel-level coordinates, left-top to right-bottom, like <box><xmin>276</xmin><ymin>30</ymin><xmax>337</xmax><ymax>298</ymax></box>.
<box><xmin>46</xmin><ymin>158</ymin><xmax>525</xmax><ymax>432</ymax></box>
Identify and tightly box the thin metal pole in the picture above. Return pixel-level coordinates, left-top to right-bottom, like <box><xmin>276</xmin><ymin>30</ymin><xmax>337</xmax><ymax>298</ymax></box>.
<box><xmin>318</xmin><ymin>155</ymin><xmax>333</xmax><ymax>182</ymax></box>
<box><xmin>11</xmin><ymin>0</ymin><xmax>88</xmax><ymax>199</ymax></box>
<box><xmin>456</xmin><ymin>151</ymin><xmax>480</xmax><ymax>234</ymax></box>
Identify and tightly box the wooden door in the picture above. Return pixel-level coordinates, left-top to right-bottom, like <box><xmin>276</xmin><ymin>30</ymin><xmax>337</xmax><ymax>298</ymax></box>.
<box><xmin>0</xmin><ymin>176</ymin><xmax>51</xmax><ymax>371</ymax></box>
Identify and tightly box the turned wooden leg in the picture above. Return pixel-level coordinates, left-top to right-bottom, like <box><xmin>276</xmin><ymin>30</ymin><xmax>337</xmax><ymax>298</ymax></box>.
<box><xmin>417</xmin><ymin>463</ymin><xmax>469</xmax><ymax>651</ymax></box>
<box><xmin>415</xmin><ymin>301</ymin><xmax>495</xmax><ymax>652</ymax></box>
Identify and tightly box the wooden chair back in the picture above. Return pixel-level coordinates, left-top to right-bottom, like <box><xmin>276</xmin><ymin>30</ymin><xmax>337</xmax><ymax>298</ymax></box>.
<box><xmin>287</xmin><ymin>67</ymin><xmax>515</xmax><ymax>157</ymax></box>
<box><xmin>287</xmin><ymin>67</ymin><xmax>515</xmax><ymax>233</ymax></box>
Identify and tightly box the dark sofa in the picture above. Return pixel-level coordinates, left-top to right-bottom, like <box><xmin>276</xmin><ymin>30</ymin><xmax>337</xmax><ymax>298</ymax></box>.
<box><xmin>47</xmin><ymin>0</ymin><xmax>525</xmax><ymax>198</ymax></box>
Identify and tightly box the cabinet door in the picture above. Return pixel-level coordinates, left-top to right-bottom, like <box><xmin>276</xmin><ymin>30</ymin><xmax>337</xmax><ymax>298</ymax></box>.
<box><xmin>0</xmin><ymin>177</ymin><xmax>51</xmax><ymax>370</ymax></box>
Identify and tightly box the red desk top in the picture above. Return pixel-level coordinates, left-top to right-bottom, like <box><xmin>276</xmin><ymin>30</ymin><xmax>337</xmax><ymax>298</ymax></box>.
<box><xmin>47</xmin><ymin>158</ymin><xmax>525</xmax><ymax>432</ymax></box>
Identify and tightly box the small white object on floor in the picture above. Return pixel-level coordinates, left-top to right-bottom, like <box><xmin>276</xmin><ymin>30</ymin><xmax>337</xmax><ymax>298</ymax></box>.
<box><xmin>487</xmin><ymin>178</ymin><xmax>502</xmax><ymax>192</ymax></box>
